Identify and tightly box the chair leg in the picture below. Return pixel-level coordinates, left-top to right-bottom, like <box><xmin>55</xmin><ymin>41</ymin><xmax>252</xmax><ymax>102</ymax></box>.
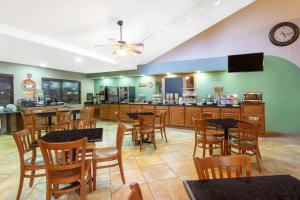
<box><xmin>16</xmin><ymin>170</ymin><xmax>24</xmax><ymax>200</ymax></box>
<box><xmin>209</xmin><ymin>145</ymin><xmax>213</xmax><ymax>155</ymax></box>
<box><xmin>29</xmin><ymin>170</ymin><xmax>35</xmax><ymax>187</ymax></box>
<box><xmin>163</xmin><ymin>127</ymin><xmax>168</xmax><ymax>143</ymax></box>
<box><xmin>193</xmin><ymin>141</ymin><xmax>197</xmax><ymax>158</ymax></box>
<box><xmin>80</xmin><ymin>178</ymin><xmax>85</xmax><ymax>200</ymax></box>
<box><xmin>46</xmin><ymin>178</ymin><xmax>51</xmax><ymax>200</ymax></box>
<box><xmin>153</xmin><ymin>133</ymin><xmax>156</xmax><ymax>150</ymax></box>
<box><xmin>256</xmin><ymin>149</ymin><xmax>262</xmax><ymax>173</ymax></box>
<box><xmin>88</xmin><ymin>169</ymin><xmax>92</xmax><ymax>193</ymax></box>
<box><xmin>160</xmin><ymin>128</ymin><xmax>164</xmax><ymax>139</ymax></box>
<box><xmin>139</xmin><ymin>134</ymin><xmax>143</xmax><ymax>151</ymax></box>
<box><xmin>258</xmin><ymin>146</ymin><xmax>262</xmax><ymax>159</ymax></box>
<box><xmin>53</xmin><ymin>184</ymin><xmax>59</xmax><ymax>199</ymax></box>
<box><xmin>92</xmin><ymin>161</ymin><xmax>97</xmax><ymax>191</ymax></box>
<box><xmin>202</xmin><ymin>145</ymin><xmax>206</xmax><ymax>158</ymax></box>
<box><xmin>118</xmin><ymin>157</ymin><xmax>126</xmax><ymax>184</ymax></box>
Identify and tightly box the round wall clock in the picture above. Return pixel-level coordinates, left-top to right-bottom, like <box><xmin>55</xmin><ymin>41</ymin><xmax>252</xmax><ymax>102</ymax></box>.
<box><xmin>269</xmin><ymin>22</ymin><xmax>299</xmax><ymax>46</ymax></box>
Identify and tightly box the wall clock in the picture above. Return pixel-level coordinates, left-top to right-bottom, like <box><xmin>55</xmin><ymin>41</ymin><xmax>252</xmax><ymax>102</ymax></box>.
<box><xmin>269</xmin><ymin>22</ymin><xmax>299</xmax><ymax>46</ymax></box>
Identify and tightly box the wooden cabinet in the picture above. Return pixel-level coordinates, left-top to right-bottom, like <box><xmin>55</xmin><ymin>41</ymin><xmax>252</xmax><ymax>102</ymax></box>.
<box><xmin>202</xmin><ymin>107</ymin><xmax>220</xmax><ymax>119</ymax></box>
<box><xmin>156</xmin><ymin>106</ymin><xmax>169</xmax><ymax>124</ymax></box>
<box><xmin>169</xmin><ymin>106</ymin><xmax>185</xmax><ymax>126</ymax></box>
<box><xmin>185</xmin><ymin>106</ymin><xmax>201</xmax><ymax>127</ymax></box>
<box><xmin>109</xmin><ymin>104</ymin><xmax>119</xmax><ymax>120</ymax></box>
<box><xmin>100</xmin><ymin>104</ymin><xmax>110</xmax><ymax>120</ymax></box>
<box><xmin>241</xmin><ymin>103</ymin><xmax>265</xmax><ymax>134</ymax></box>
<box><xmin>142</xmin><ymin>105</ymin><xmax>155</xmax><ymax>112</ymax></box>
<box><xmin>129</xmin><ymin>104</ymin><xmax>142</xmax><ymax>112</ymax></box>
<box><xmin>220</xmin><ymin>108</ymin><xmax>240</xmax><ymax>120</ymax></box>
<box><xmin>119</xmin><ymin>104</ymin><xmax>130</xmax><ymax>121</ymax></box>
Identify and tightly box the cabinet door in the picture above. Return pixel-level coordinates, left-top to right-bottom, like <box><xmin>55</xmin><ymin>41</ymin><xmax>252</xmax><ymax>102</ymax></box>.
<box><xmin>202</xmin><ymin>107</ymin><xmax>220</xmax><ymax>119</ymax></box>
<box><xmin>100</xmin><ymin>104</ymin><xmax>109</xmax><ymax>119</ymax></box>
<box><xmin>185</xmin><ymin>107</ymin><xmax>201</xmax><ymax>127</ymax></box>
<box><xmin>109</xmin><ymin>105</ymin><xmax>119</xmax><ymax>120</ymax></box>
<box><xmin>142</xmin><ymin>105</ymin><xmax>155</xmax><ymax>112</ymax></box>
<box><xmin>202</xmin><ymin>111</ymin><xmax>219</xmax><ymax>119</ymax></box>
<box><xmin>169</xmin><ymin>106</ymin><xmax>184</xmax><ymax>125</ymax></box>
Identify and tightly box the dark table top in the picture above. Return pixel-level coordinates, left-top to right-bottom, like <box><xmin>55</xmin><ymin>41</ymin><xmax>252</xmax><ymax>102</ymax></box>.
<box><xmin>184</xmin><ymin>175</ymin><xmax>300</xmax><ymax>200</ymax></box>
<box><xmin>127</xmin><ymin>111</ymin><xmax>154</xmax><ymax>120</ymax></box>
<box><xmin>206</xmin><ymin>118</ymin><xmax>239</xmax><ymax>129</ymax></box>
<box><xmin>29</xmin><ymin>128</ymin><xmax>103</xmax><ymax>148</ymax></box>
<box><xmin>34</xmin><ymin>109</ymin><xmax>80</xmax><ymax>117</ymax></box>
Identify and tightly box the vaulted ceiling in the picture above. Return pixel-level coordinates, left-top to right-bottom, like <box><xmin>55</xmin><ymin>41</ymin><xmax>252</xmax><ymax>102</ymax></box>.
<box><xmin>0</xmin><ymin>0</ymin><xmax>255</xmax><ymax>73</ymax></box>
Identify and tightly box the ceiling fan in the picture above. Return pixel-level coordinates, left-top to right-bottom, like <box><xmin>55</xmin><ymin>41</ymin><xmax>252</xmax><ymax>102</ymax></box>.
<box><xmin>94</xmin><ymin>20</ymin><xmax>144</xmax><ymax>56</ymax></box>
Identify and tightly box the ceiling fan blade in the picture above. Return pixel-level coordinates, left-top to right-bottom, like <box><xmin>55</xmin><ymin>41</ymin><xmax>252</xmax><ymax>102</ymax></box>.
<box><xmin>129</xmin><ymin>49</ymin><xmax>142</xmax><ymax>54</ymax></box>
<box><xmin>94</xmin><ymin>44</ymin><xmax>113</xmax><ymax>47</ymax></box>
<box><xmin>127</xmin><ymin>42</ymin><xmax>144</xmax><ymax>47</ymax></box>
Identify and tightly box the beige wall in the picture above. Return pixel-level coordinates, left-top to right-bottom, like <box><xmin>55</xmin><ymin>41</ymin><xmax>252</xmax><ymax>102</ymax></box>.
<box><xmin>153</xmin><ymin>0</ymin><xmax>300</xmax><ymax>68</ymax></box>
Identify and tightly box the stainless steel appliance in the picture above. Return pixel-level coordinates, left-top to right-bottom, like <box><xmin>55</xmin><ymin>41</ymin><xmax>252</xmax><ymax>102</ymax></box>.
<box><xmin>98</xmin><ymin>86</ymin><xmax>106</xmax><ymax>102</ymax></box>
<box><xmin>243</xmin><ymin>92</ymin><xmax>262</xmax><ymax>103</ymax></box>
<box><xmin>119</xmin><ymin>86</ymin><xmax>135</xmax><ymax>103</ymax></box>
<box><xmin>107</xmin><ymin>86</ymin><xmax>119</xmax><ymax>103</ymax></box>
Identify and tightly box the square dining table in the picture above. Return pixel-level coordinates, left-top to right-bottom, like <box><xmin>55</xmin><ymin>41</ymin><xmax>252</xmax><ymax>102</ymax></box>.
<box><xmin>183</xmin><ymin>175</ymin><xmax>300</xmax><ymax>200</ymax></box>
<box><xmin>34</xmin><ymin>109</ymin><xmax>81</xmax><ymax>126</ymax></box>
<box><xmin>29</xmin><ymin>128</ymin><xmax>103</xmax><ymax>148</ymax></box>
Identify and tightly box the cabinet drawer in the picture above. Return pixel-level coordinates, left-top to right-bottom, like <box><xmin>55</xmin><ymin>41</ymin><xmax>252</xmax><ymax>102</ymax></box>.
<box><xmin>142</xmin><ymin>105</ymin><xmax>155</xmax><ymax>111</ymax></box>
<box><xmin>169</xmin><ymin>106</ymin><xmax>184</xmax><ymax>111</ymax></box>
<box><xmin>155</xmin><ymin>106</ymin><xmax>168</xmax><ymax>110</ymax></box>
<box><xmin>241</xmin><ymin>104</ymin><xmax>264</xmax><ymax>115</ymax></box>
<box><xmin>185</xmin><ymin>106</ymin><xmax>201</xmax><ymax>112</ymax></box>
<box><xmin>220</xmin><ymin>112</ymin><xmax>240</xmax><ymax>120</ymax></box>
<box><xmin>220</xmin><ymin>108</ymin><xmax>240</xmax><ymax>113</ymax></box>
<box><xmin>202</xmin><ymin>107</ymin><xmax>220</xmax><ymax>112</ymax></box>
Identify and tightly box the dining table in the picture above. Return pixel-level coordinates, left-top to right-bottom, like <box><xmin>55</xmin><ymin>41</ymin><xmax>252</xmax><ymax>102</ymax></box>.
<box><xmin>206</xmin><ymin>118</ymin><xmax>239</xmax><ymax>154</ymax></box>
<box><xmin>34</xmin><ymin>109</ymin><xmax>80</xmax><ymax>126</ymax></box>
<box><xmin>29</xmin><ymin>128</ymin><xmax>103</xmax><ymax>148</ymax></box>
<box><xmin>183</xmin><ymin>175</ymin><xmax>300</xmax><ymax>200</ymax></box>
<box><xmin>126</xmin><ymin>111</ymin><xmax>154</xmax><ymax>120</ymax></box>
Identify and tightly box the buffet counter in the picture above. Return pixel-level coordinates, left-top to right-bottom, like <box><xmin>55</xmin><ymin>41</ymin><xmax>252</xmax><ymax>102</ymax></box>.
<box><xmin>98</xmin><ymin>102</ymin><xmax>265</xmax><ymax>134</ymax></box>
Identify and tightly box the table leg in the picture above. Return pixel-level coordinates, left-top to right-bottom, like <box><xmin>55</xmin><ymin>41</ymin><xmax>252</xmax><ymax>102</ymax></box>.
<box><xmin>48</xmin><ymin>116</ymin><xmax>52</xmax><ymax>126</ymax></box>
<box><xmin>224</xmin><ymin>128</ymin><xmax>229</xmax><ymax>155</ymax></box>
<box><xmin>73</xmin><ymin>113</ymin><xmax>77</xmax><ymax>120</ymax></box>
<box><xmin>6</xmin><ymin>113</ymin><xmax>11</xmax><ymax>133</ymax></box>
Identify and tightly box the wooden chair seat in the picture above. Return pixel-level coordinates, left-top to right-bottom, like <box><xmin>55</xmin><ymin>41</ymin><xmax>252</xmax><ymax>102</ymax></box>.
<box><xmin>50</xmin><ymin>160</ymin><xmax>91</xmax><ymax>184</ymax></box>
<box><xmin>228</xmin><ymin>138</ymin><xmax>256</xmax><ymax>147</ymax></box>
<box><xmin>24</xmin><ymin>155</ymin><xmax>45</xmax><ymax>169</ymax></box>
<box><xmin>197</xmin><ymin>135</ymin><xmax>223</xmax><ymax>143</ymax></box>
<box><xmin>93</xmin><ymin>147</ymin><xmax>118</xmax><ymax>160</ymax></box>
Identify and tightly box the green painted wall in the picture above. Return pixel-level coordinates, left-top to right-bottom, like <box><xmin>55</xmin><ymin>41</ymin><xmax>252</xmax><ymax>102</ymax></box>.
<box><xmin>195</xmin><ymin>56</ymin><xmax>300</xmax><ymax>134</ymax></box>
<box><xmin>94</xmin><ymin>76</ymin><xmax>156</xmax><ymax>100</ymax></box>
<box><xmin>0</xmin><ymin>61</ymin><xmax>94</xmax><ymax>106</ymax></box>
<box><xmin>94</xmin><ymin>56</ymin><xmax>300</xmax><ymax>134</ymax></box>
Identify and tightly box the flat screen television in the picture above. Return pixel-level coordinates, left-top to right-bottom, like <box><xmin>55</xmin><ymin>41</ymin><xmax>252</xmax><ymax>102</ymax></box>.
<box><xmin>228</xmin><ymin>52</ymin><xmax>264</xmax><ymax>72</ymax></box>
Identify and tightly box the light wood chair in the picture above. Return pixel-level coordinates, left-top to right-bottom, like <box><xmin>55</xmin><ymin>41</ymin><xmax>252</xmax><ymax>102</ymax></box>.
<box><xmin>194</xmin><ymin>155</ymin><xmax>251</xmax><ymax>180</ymax></box>
<box><xmin>247</xmin><ymin>116</ymin><xmax>262</xmax><ymax>159</ymax></box>
<box><xmin>115</xmin><ymin>111</ymin><xmax>136</xmax><ymax>141</ymax></box>
<box><xmin>127</xmin><ymin>182</ymin><xmax>143</xmax><ymax>200</ymax></box>
<box><xmin>21</xmin><ymin>112</ymin><xmax>48</xmax><ymax>139</ymax></box>
<box><xmin>39</xmin><ymin>137</ymin><xmax>92</xmax><ymax>200</ymax></box>
<box><xmin>155</xmin><ymin>110</ymin><xmax>167</xmax><ymax>142</ymax></box>
<box><xmin>227</xmin><ymin>122</ymin><xmax>261</xmax><ymax>172</ymax></box>
<box><xmin>192</xmin><ymin>118</ymin><xmax>223</xmax><ymax>158</ymax></box>
<box><xmin>50</xmin><ymin>111</ymin><xmax>72</xmax><ymax>130</ymax></box>
<box><xmin>12</xmin><ymin>128</ymin><xmax>46</xmax><ymax>200</ymax></box>
<box><xmin>137</xmin><ymin>114</ymin><xmax>156</xmax><ymax>151</ymax></box>
<box><xmin>75</xmin><ymin>108</ymin><xmax>97</xmax><ymax>129</ymax></box>
<box><xmin>92</xmin><ymin>124</ymin><xmax>126</xmax><ymax>190</ymax></box>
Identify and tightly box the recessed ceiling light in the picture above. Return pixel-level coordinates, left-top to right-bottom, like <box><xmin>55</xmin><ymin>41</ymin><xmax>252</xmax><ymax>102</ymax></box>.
<box><xmin>166</xmin><ymin>72</ymin><xmax>171</xmax><ymax>75</ymax></box>
<box><xmin>75</xmin><ymin>57</ymin><xmax>83</xmax><ymax>63</ymax></box>
<box><xmin>215</xmin><ymin>0</ymin><xmax>221</xmax><ymax>6</ymax></box>
<box><xmin>40</xmin><ymin>63</ymin><xmax>47</xmax><ymax>67</ymax></box>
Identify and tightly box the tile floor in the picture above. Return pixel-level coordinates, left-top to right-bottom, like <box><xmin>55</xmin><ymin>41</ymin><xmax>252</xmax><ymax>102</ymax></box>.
<box><xmin>0</xmin><ymin>121</ymin><xmax>300</xmax><ymax>200</ymax></box>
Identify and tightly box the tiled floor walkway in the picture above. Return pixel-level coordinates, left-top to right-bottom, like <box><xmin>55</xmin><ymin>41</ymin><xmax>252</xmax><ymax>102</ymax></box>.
<box><xmin>0</xmin><ymin>121</ymin><xmax>299</xmax><ymax>200</ymax></box>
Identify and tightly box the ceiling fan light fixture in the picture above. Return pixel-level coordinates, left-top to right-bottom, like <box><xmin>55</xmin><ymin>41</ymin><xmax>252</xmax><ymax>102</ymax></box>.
<box><xmin>116</xmin><ymin>48</ymin><xmax>127</xmax><ymax>56</ymax></box>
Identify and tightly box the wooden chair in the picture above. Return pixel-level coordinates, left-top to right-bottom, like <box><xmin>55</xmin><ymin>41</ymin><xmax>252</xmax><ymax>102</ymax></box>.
<box><xmin>115</xmin><ymin>111</ymin><xmax>136</xmax><ymax>142</ymax></box>
<box><xmin>194</xmin><ymin>155</ymin><xmax>251</xmax><ymax>180</ymax></box>
<box><xmin>127</xmin><ymin>182</ymin><xmax>143</xmax><ymax>200</ymax></box>
<box><xmin>137</xmin><ymin>114</ymin><xmax>156</xmax><ymax>151</ymax></box>
<box><xmin>21</xmin><ymin>112</ymin><xmax>48</xmax><ymax>139</ymax></box>
<box><xmin>12</xmin><ymin>128</ymin><xmax>46</xmax><ymax>200</ymax></box>
<box><xmin>92</xmin><ymin>124</ymin><xmax>126</xmax><ymax>190</ymax></box>
<box><xmin>201</xmin><ymin>113</ymin><xmax>222</xmax><ymax>136</ymax></box>
<box><xmin>50</xmin><ymin>111</ymin><xmax>72</xmax><ymax>130</ymax></box>
<box><xmin>155</xmin><ymin>110</ymin><xmax>167</xmax><ymax>142</ymax></box>
<box><xmin>227</xmin><ymin>122</ymin><xmax>261</xmax><ymax>172</ymax></box>
<box><xmin>39</xmin><ymin>137</ymin><xmax>92</xmax><ymax>200</ymax></box>
<box><xmin>192</xmin><ymin>118</ymin><xmax>223</xmax><ymax>158</ymax></box>
<box><xmin>247</xmin><ymin>116</ymin><xmax>262</xmax><ymax>159</ymax></box>
<box><xmin>75</xmin><ymin>108</ymin><xmax>97</xmax><ymax>129</ymax></box>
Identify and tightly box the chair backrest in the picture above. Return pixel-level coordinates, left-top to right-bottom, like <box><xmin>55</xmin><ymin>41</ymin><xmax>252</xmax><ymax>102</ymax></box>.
<box><xmin>21</xmin><ymin>112</ymin><xmax>35</xmax><ymax>129</ymax></box>
<box><xmin>56</xmin><ymin>111</ymin><xmax>71</xmax><ymax>124</ymax></box>
<box><xmin>39</xmin><ymin>137</ymin><xmax>87</xmax><ymax>172</ymax></box>
<box><xmin>192</xmin><ymin>118</ymin><xmax>207</xmax><ymax>138</ymax></box>
<box><xmin>116</xmin><ymin>124</ymin><xmax>125</xmax><ymax>151</ymax></box>
<box><xmin>86</xmin><ymin>107</ymin><xmax>95</xmax><ymax>119</ymax></box>
<box><xmin>138</xmin><ymin>114</ymin><xmax>155</xmax><ymax>132</ymax></box>
<box><xmin>76</xmin><ymin>120</ymin><xmax>96</xmax><ymax>129</ymax></box>
<box><xmin>156</xmin><ymin>110</ymin><xmax>166</xmax><ymax>125</ymax></box>
<box><xmin>12</xmin><ymin>128</ymin><xmax>35</xmax><ymax>166</ymax></box>
<box><xmin>237</xmin><ymin>122</ymin><xmax>259</xmax><ymax>143</ymax></box>
<box><xmin>194</xmin><ymin>155</ymin><xmax>251</xmax><ymax>180</ymax></box>
<box><xmin>127</xmin><ymin>182</ymin><xmax>143</xmax><ymax>200</ymax></box>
